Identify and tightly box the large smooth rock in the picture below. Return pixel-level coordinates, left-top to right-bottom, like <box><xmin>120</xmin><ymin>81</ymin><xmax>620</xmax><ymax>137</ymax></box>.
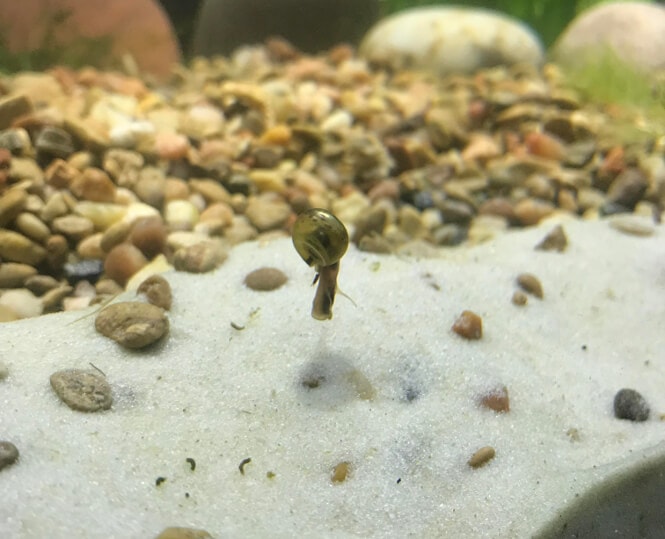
<box><xmin>553</xmin><ymin>2</ymin><xmax>665</xmax><ymax>71</ymax></box>
<box><xmin>359</xmin><ymin>7</ymin><xmax>544</xmax><ymax>76</ymax></box>
<box><xmin>0</xmin><ymin>0</ymin><xmax>180</xmax><ymax>79</ymax></box>
<box><xmin>192</xmin><ymin>0</ymin><xmax>380</xmax><ymax>56</ymax></box>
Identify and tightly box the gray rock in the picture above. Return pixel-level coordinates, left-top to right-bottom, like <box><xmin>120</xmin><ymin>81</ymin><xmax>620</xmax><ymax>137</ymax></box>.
<box><xmin>192</xmin><ymin>0</ymin><xmax>379</xmax><ymax>56</ymax></box>
<box><xmin>359</xmin><ymin>7</ymin><xmax>544</xmax><ymax>76</ymax></box>
<box><xmin>0</xmin><ymin>441</ymin><xmax>19</xmax><ymax>470</ymax></box>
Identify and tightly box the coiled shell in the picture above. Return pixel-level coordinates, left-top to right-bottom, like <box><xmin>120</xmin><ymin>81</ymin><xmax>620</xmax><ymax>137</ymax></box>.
<box><xmin>292</xmin><ymin>208</ymin><xmax>348</xmax><ymax>269</ymax></box>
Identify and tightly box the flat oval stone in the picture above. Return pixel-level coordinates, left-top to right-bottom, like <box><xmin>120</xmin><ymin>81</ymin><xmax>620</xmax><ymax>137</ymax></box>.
<box><xmin>95</xmin><ymin>301</ymin><xmax>168</xmax><ymax>349</ymax></box>
<box><xmin>50</xmin><ymin>369</ymin><xmax>113</xmax><ymax>412</ymax></box>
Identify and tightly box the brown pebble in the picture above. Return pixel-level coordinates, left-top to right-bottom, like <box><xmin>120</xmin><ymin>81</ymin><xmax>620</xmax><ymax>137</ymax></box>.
<box><xmin>331</xmin><ymin>461</ymin><xmax>351</xmax><ymax>483</ymax></box>
<box><xmin>0</xmin><ymin>229</ymin><xmax>47</xmax><ymax>265</ymax></box>
<box><xmin>129</xmin><ymin>216</ymin><xmax>167</xmax><ymax>259</ymax></box>
<box><xmin>535</xmin><ymin>224</ymin><xmax>567</xmax><ymax>252</ymax></box>
<box><xmin>49</xmin><ymin>369</ymin><xmax>113</xmax><ymax>412</ymax></box>
<box><xmin>70</xmin><ymin>167</ymin><xmax>116</xmax><ymax>203</ymax></box>
<box><xmin>95</xmin><ymin>301</ymin><xmax>169</xmax><ymax>349</ymax></box>
<box><xmin>0</xmin><ymin>441</ymin><xmax>19</xmax><ymax>471</ymax></box>
<box><xmin>452</xmin><ymin>310</ymin><xmax>483</xmax><ymax>340</ymax></box>
<box><xmin>516</xmin><ymin>273</ymin><xmax>543</xmax><ymax>299</ymax></box>
<box><xmin>480</xmin><ymin>386</ymin><xmax>510</xmax><ymax>412</ymax></box>
<box><xmin>468</xmin><ymin>446</ymin><xmax>495</xmax><ymax>468</ymax></box>
<box><xmin>52</xmin><ymin>214</ymin><xmax>95</xmax><ymax>242</ymax></box>
<box><xmin>514</xmin><ymin>198</ymin><xmax>555</xmax><ymax>226</ymax></box>
<box><xmin>244</xmin><ymin>267</ymin><xmax>288</xmax><ymax>291</ymax></box>
<box><xmin>100</xmin><ymin>220</ymin><xmax>132</xmax><ymax>253</ymax></box>
<box><xmin>0</xmin><ymin>188</ymin><xmax>27</xmax><ymax>227</ymax></box>
<box><xmin>104</xmin><ymin>243</ymin><xmax>148</xmax><ymax>287</ymax></box>
<box><xmin>0</xmin><ymin>262</ymin><xmax>37</xmax><ymax>288</ymax></box>
<box><xmin>44</xmin><ymin>158</ymin><xmax>78</xmax><ymax>189</ymax></box>
<box><xmin>511</xmin><ymin>290</ymin><xmax>528</xmax><ymax>306</ymax></box>
<box><xmin>155</xmin><ymin>528</ymin><xmax>213</xmax><ymax>539</ymax></box>
<box><xmin>137</xmin><ymin>275</ymin><xmax>172</xmax><ymax>310</ymax></box>
<box><xmin>45</xmin><ymin>234</ymin><xmax>68</xmax><ymax>271</ymax></box>
<box><xmin>173</xmin><ymin>241</ymin><xmax>227</xmax><ymax>273</ymax></box>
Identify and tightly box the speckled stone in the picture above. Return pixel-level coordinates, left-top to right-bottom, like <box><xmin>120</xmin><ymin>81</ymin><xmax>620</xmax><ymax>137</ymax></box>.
<box><xmin>49</xmin><ymin>369</ymin><xmax>113</xmax><ymax>412</ymax></box>
<box><xmin>137</xmin><ymin>275</ymin><xmax>172</xmax><ymax>310</ymax></box>
<box><xmin>95</xmin><ymin>301</ymin><xmax>169</xmax><ymax>349</ymax></box>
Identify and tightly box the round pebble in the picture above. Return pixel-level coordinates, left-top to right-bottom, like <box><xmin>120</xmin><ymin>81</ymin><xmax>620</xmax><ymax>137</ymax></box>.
<box><xmin>479</xmin><ymin>386</ymin><xmax>510</xmax><ymax>413</ymax></box>
<box><xmin>49</xmin><ymin>369</ymin><xmax>113</xmax><ymax>412</ymax></box>
<box><xmin>0</xmin><ymin>262</ymin><xmax>37</xmax><ymax>288</ymax></box>
<box><xmin>613</xmin><ymin>388</ymin><xmax>650</xmax><ymax>422</ymax></box>
<box><xmin>511</xmin><ymin>290</ymin><xmax>528</xmax><ymax>306</ymax></box>
<box><xmin>0</xmin><ymin>288</ymin><xmax>43</xmax><ymax>319</ymax></box>
<box><xmin>452</xmin><ymin>310</ymin><xmax>483</xmax><ymax>340</ymax></box>
<box><xmin>244</xmin><ymin>267</ymin><xmax>288</xmax><ymax>291</ymax></box>
<box><xmin>129</xmin><ymin>216</ymin><xmax>167</xmax><ymax>259</ymax></box>
<box><xmin>468</xmin><ymin>446</ymin><xmax>496</xmax><ymax>468</ymax></box>
<box><xmin>0</xmin><ymin>441</ymin><xmax>19</xmax><ymax>471</ymax></box>
<box><xmin>104</xmin><ymin>243</ymin><xmax>148</xmax><ymax>287</ymax></box>
<box><xmin>95</xmin><ymin>301</ymin><xmax>169</xmax><ymax>349</ymax></box>
<box><xmin>137</xmin><ymin>275</ymin><xmax>172</xmax><ymax>310</ymax></box>
<box><xmin>516</xmin><ymin>273</ymin><xmax>543</xmax><ymax>299</ymax></box>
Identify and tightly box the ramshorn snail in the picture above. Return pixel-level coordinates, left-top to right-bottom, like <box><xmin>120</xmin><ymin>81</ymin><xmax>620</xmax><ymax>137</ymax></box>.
<box><xmin>292</xmin><ymin>208</ymin><xmax>349</xmax><ymax>320</ymax></box>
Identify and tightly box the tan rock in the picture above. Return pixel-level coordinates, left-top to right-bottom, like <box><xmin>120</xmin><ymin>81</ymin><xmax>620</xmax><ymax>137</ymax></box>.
<box><xmin>0</xmin><ymin>230</ymin><xmax>47</xmax><ymax>265</ymax></box>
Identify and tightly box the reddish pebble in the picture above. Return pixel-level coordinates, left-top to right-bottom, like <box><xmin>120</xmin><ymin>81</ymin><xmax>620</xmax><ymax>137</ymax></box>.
<box><xmin>70</xmin><ymin>167</ymin><xmax>116</xmax><ymax>203</ymax></box>
<box><xmin>524</xmin><ymin>131</ymin><xmax>566</xmax><ymax>161</ymax></box>
<box><xmin>452</xmin><ymin>310</ymin><xmax>483</xmax><ymax>340</ymax></box>
<box><xmin>104</xmin><ymin>243</ymin><xmax>148</xmax><ymax>286</ymax></box>
<box><xmin>155</xmin><ymin>132</ymin><xmax>190</xmax><ymax>161</ymax></box>
<box><xmin>129</xmin><ymin>217</ymin><xmax>167</xmax><ymax>259</ymax></box>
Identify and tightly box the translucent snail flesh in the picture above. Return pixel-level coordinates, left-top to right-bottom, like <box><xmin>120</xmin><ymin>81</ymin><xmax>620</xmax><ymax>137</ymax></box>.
<box><xmin>292</xmin><ymin>208</ymin><xmax>348</xmax><ymax>320</ymax></box>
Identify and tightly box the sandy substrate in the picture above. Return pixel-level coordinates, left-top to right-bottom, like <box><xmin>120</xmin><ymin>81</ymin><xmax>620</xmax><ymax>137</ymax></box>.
<box><xmin>1</xmin><ymin>216</ymin><xmax>664</xmax><ymax>538</ymax></box>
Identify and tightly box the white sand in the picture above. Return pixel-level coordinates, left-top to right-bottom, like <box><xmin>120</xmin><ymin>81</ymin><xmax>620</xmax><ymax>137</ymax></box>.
<box><xmin>1</xmin><ymin>217</ymin><xmax>664</xmax><ymax>538</ymax></box>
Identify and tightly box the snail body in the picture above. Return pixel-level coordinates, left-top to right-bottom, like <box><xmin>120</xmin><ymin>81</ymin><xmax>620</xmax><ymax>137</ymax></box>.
<box><xmin>292</xmin><ymin>208</ymin><xmax>349</xmax><ymax>320</ymax></box>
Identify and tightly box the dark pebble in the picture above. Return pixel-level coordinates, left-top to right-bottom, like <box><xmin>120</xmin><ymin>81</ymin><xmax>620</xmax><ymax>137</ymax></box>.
<box><xmin>0</xmin><ymin>441</ymin><xmax>19</xmax><ymax>471</ymax></box>
<box><xmin>244</xmin><ymin>267</ymin><xmax>288</xmax><ymax>291</ymax></box>
<box><xmin>599</xmin><ymin>202</ymin><xmax>630</xmax><ymax>217</ymax></box>
<box><xmin>64</xmin><ymin>259</ymin><xmax>104</xmax><ymax>285</ymax></box>
<box><xmin>613</xmin><ymin>388</ymin><xmax>650</xmax><ymax>422</ymax></box>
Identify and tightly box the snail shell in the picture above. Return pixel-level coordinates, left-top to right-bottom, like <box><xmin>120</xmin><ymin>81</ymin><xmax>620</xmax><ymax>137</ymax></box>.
<box><xmin>292</xmin><ymin>208</ymin><xmax>348</xmax><ymax>269</ymax></box>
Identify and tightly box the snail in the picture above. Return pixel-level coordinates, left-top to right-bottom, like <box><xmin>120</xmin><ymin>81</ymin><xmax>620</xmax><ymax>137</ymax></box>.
<box><xmin>292</xmin><ymin>208</ymin><xmax>349</xmax><ymax>320</ymax></box>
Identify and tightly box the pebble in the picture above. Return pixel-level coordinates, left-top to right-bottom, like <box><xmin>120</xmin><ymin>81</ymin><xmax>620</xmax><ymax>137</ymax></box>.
<box><xmin>609</xmin><ymin>215</ymin><xmax>655</xmax><ymax>237</ymax></box>
<box><xmin>70</xmin><ymin>167</ymin><xmax>117</xmax><ymax>203</ymax></box>
<box><xmin>14</xmin><ymin>212</ymin><xmax>51</xmax><ymax>243</ymax></box>
<box><xmin>52</xmin><ymin>215</ymin><xmax>95</xmax><ymax>241</ymax></box>
<box><xmin>155</xmin><ymin>528</ymin><xmax>213</xmax><ymax>539</ymax></box>
<box><xmin>244</xmin><ymin>267</ymin><xmax>288</xmax><ymax>291</ymax></box>
<box><xmin>0</xmin><ymin>441</ymin><xmax>19</xmax><ymax>471</ymax></box>
<box><xmin>25</xmin><ymin>274</ymin><xmax>60</xmax><ymax>295</ymax></box>
<box><xmin>452</xmin><ymin>310</ymin><xmax>483</xmax><ymax>340</ymax></box>
<box><xmin>514</xmin><ymin>198</ymin><xmax>555</xmax><ymax>226</ymax></box>
<box><xmin>41</xmin><ymin>284</ymin><xmax>74</xmax><ymax>312</ymax></box>
<box><xmin>64</xmin><ymin>259</ymin><xmax>104</xmax><ymax>285</ymax></box>
<box><xmin>331</xmin><ymin>461</ymin><xmax>351</xmax><ymax>483</ymax></box>
<box><xmin>606</xmin><ymin>168</ymin><xmax>648</xmax><ymax>210</ymax></box>
<box><xmin>479</xmin><ymin>386</ymin><xmax>510</xmax><ymax>413</ymax></box>
<box><xmin>101</xmin><ymin>220</ymin><xmax>132</xmax><ymax>253</ymax></box>
<box><xmin>245</xmin><ymin>195</ymin><xmax>291</xmax><ymax>231</ymax></box>
<box><xmin>104</xmin><ymin>244</ymin><xmax>148</xmax><ymax>287</ymax></box>
<box><xmin>137</xmin><ymin>275</ymin><xmax>172</xmax><ymax>310</ymax></box>
<box><xmin>74</xmin><ymin>202</ymin><xmax>127</xmax><ymax>230</ymax></box>
<box><xmin>44</xmin><ymin>158</ymin><xmax>78</xmax><ymax>188</ymax></box>
<box><xmin>535</xmin><ymin>224</ymin><xmax>568</xmax><ymax>252</ymax></box>
<box><xmin>0</xmin><ymin>288</ymin><xmax>43</xmax><ymax>319</ymax></box>
<box><xmin>95</xmin><ymin>301</ymin><xmax>169</xmax><ymax>349</ymax></box>
<box><xmin>129</xmin><ymin>216</ymin><xmax>167</xmax><ymax>259</ymax></box>
<box><xmin>40</xmin><ymin>192</ymin><xmax>70</xmax><ymax>222</ymax></box>
<box><xmin>77</xmin><ymin>233</ymin><xmax>105</xmax><ymax>260</ymax></box>
<box><xmin>189</xmin><ymin>179</ymin><xmax>231</xmax><ymax>204</ymax></box>
<box><xmin>468</xmin><ymin>446</ymin><xmax>496</xmax><ymax>468</ymax></box>
<box><xmin>173</xmin><ymin>241</ymin><xmax>228</xmax><ymax>273</ymax></box>
<box><xmin>134</xmin><ymin>167</ymin><xmax>166</xmax><ymax>208</ymax></box>
<box><xmin>45</xmin><ymin>234</ymin><xmax>69</xmax><ymax>271</ymax></box>
<box><xmin>0</xmin><ymin>93</ymin><xmax>33</xmax><ymax>129</ymax></box>
<box><xmin>511</xmin><ymin>290</ymin><xmax>528</xmax><ymax>306</ymax></box>
<box><xmin>50</xmin><ymin>369</ymin><xmax>113</xmax><ymax>412</ymax></box>
<box><xmin>0</xmin><ymin>188</ymin><xmax>27</xmax><ymax>227</ymax></box>
<box><xmin>613</xmin><ymin>388</ymin><xmax>650</xmax><ymax>422</ymax></box>
<box><xmin>35</xmin><ymin>126</ymin><xmax>75</xmax><ymax>159</ymax></box>
<box><xmin>0</xmin><ymin>262</ymin><xmax>37</xmax><ymax>288</ymax></box>
<box><xmin>516</xmin><ymin>273</ymin><xmax>543</xmax><ymax>299</ymax></box>
<box><xmin>0</xmin><ymin>229</ymin><xmax>46</xmax><ymax>266</ymax></box>
<box><xmin>0</xmin><ymin>361</ymin><xmax>8</xmax><ymax>380</ymax></box>
<box><xmin>164</xmin><ymin>199</ymin><xmax>200</xmax><ymax>230</ymax></box>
